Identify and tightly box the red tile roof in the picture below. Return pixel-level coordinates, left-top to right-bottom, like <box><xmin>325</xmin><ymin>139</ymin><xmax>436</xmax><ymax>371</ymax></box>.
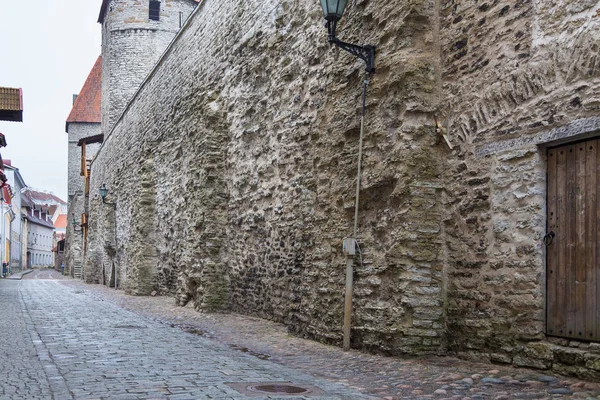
<box><xmin>22</xmin><ymin>189</ymin><xmax>67</xmax><ymax>206</ymax></box>
<box><xmin>54</xmin><ymin>214</ymin><xmax>67</xmax><ymax>229</ymax></box>
<box><xmin>66</xmin><ymin>56</ymin><xmax>102</xmax><ymax>129</ymax></box>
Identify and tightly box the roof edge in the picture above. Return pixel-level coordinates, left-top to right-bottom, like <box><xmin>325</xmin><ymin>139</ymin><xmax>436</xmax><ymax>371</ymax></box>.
<box><xmin>98</xmin><ymin>0</ymin><xmax>109</xmax><ymax>23</ymax></box>
<box><xmin>78</xmin><ymin>134</ymin><xmax>104</xmax><ymax>147</ymax></box>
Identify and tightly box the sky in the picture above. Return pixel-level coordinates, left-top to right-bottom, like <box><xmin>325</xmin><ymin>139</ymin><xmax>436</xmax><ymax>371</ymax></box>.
<box><xmin>0</xmin><ymin>0</ymin><xmax>102</xmax><ymax>201</ymax></box>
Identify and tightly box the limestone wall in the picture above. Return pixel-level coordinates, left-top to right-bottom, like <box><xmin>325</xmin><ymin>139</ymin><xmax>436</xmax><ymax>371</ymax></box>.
<box><xmin>441</xmin><ymin>0</ymin><xmax>600</xmax><ymax>377</ymax></box>
<box><xmin>88</xmin><ymin>0</ymin><xmax>446</xmax><ymax>353</ymax></box>
<box><xmin>65</xmin><ymin>194</ymin><xmax>84</xmax><ymax>277</ymax></box>
<box><xmin>86</xmin><ymin>0</ymin><xmax>600</xmax><ymax>374</ymax></box>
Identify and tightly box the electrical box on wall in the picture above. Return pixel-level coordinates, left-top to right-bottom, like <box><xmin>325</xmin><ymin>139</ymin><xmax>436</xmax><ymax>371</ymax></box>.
<box><xmin>343</xmin><ymin>238</ymin><xmax>356</xmax><ymax>256</ymax></box>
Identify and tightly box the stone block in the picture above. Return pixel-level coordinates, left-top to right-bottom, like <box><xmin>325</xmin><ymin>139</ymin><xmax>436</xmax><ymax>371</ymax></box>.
<box><xmin>524</xmin><ymin>342</ymin><xmax>554</xmax><ymax>361</ymax></box>
<box><xmin>585</xmin><ymin>355</ymin><xmax>600</xmax><ymax>371</ymax></box>
<box><xmin>413</xmin><ymin>307</ymin><xmax>444</xmax><ymax>320</ymax></box>
<box><xmin>513</xmin><ymin>355</ymin><xmax>551</xmax><ymax>370</ymax></box>
<box><xmin>415</xmin><ymin>286</ymin><xmax>441</xmax><ymax>295</ymax></box>
<box><xmin>589</xmin><ymin>343</ymin><xmax>600</xmax><ymax>354</ymax></box>
<box><xmin>490</xmin><ymin>353</ymin><xmax>513</xmax><ymax>364</ymax></box>
<box><xmin>413</xmin><ymin>320</ymin><xmax>433</xmax><ymax>328</ymax></box>
<box><xmin>553</xmin><ymin>347</ymin><xmax>587</xmax><ymax>366</ymax></box>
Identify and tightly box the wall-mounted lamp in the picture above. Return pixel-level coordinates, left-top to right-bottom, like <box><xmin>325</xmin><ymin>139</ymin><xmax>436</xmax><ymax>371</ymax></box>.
<box><xmin>99</xmin><ymin>184</ymin><xmax>116</xmax><ymax>209</ymax></box>
<box><xmin>320</xmin><ymin>0</ymin><xmax>376</xmax><ymax>72</ymax></box>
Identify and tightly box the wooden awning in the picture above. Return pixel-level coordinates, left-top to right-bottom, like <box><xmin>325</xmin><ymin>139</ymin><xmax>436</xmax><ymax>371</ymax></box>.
<box><xmin>77</xmin><ymin>134</ymin><xmax>104</xmax><ymax>146</ymax></box>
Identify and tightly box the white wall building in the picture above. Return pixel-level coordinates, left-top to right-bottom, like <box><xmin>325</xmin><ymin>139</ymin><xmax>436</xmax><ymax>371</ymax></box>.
<box><xmin>22</xmin><ymin>198</ymin><xmax>54</xmax><ymax>268</ymax></box>
<box><xmin>26</xmin><ymin>219</ymin><xmax>55</xmax><ymax>268</ymax></box>
<box><xmin>21</xmin><ymin>189</ymin><xmax>67</xmax><ymax>268</ymax></box>
<box><xmin>2</xmin><ymin>162</ymin><xmax>26</xmax><ymax>272</ymax></box>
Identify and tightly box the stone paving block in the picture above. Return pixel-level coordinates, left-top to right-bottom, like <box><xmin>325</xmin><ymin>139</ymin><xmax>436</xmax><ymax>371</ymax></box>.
<box><xmin>1</xmin><ymin>279</ymin><xmax>374</xmax><ymax>400</ymax></box>
<box><xmin>7</xmin><ymin>275</ymin><xmax>600</xmax><ymax>399</ymax></box>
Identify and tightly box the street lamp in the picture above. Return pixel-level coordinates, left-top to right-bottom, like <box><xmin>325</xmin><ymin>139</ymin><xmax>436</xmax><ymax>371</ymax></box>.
<box><xmin>320</xmin><ymin>0</ymin><xmax>375</xmax><ymax>72</ymax></box>
<box><xmin>319</xmin><ymin>0</ymin><xmax>376</xmax><ymax>352</ymax></box>
<box><xmin>99</xmin><ymin>184</ymin><xmax>116</xmax><ymax>209</ymax></box>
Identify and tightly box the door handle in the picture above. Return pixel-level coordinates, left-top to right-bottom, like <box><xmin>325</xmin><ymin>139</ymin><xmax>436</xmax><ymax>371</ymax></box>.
<box><xmin>543</xmin><ymin>231</ymin><xmax>555</xmax><ymax>246</ymax></box>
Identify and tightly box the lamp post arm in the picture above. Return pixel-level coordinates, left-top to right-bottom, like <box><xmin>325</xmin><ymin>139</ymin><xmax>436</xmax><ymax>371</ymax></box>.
<box><xmin>329</xmin><ymin>38</ymin><xmax>375</xmax><ymax>72</ymax></box>
<box><xmin>102</xmin><ymin>198</ymin><xmax>116</xmax><ymax>210</ymax></box>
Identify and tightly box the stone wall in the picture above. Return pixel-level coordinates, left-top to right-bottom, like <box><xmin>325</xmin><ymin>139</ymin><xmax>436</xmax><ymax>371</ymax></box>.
<box><xmin>65</xmin><ymin>194</ymin><xmax>84</xmax><ymax>277</ymax></box>
<box><xmin>86</xmin><ymin>0</ymin><xmax>600</xmax><ymax>377</ymax></box>
<box><xmin>88</xmin><ymin>0</ymin><xmax>446</xmax><ymax>353</ymax></box>
<box><xmin>441</xmin><ymin>0</ymin><xmax>600</xmax><ymax>378</ymax></box>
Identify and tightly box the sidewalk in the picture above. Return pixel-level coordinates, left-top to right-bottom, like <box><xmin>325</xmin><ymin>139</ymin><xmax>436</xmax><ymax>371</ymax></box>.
<box><xmin>54</xmin><ymin>275</ymin><xmax>600</xmax><ymax>400</ymax></box>
<box><xmin>3</xmin><ymin>269</ymin><xmax>33</xmax><ymax>280</ymax></box>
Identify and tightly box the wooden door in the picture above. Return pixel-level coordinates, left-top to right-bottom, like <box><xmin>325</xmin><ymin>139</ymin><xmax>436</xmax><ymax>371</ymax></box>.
<box><xmin>547</xmin><ymin>139</ymin><xmax>600</xmax><ymax>342</ymax></box>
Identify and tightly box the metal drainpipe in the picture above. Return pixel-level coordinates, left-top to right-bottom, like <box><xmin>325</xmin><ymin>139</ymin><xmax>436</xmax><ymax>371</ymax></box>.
<box><xmin>343</xmin><ymin>71</ymin><xmax>371</xmax><ymax>351</ymax></box>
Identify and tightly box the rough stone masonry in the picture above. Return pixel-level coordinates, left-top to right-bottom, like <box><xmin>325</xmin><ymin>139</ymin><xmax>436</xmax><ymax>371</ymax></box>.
<box><xmin>82</xmin><ymin>0</ymin><xmax>600</xmax><ymax>378</ymax></box>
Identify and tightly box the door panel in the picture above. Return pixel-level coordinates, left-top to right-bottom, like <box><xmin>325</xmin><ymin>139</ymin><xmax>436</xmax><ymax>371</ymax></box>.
<box><xmin>547</xmin><ymin>139</ymin><xmax>600</xmax><ymax>342</ymax></box>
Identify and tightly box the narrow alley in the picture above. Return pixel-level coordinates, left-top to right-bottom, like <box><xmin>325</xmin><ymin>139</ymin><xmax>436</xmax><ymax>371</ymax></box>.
<box><xmin>1</xmin><ymin>271</ymin><xmax>599</xmax><ymax>399</ymax></box>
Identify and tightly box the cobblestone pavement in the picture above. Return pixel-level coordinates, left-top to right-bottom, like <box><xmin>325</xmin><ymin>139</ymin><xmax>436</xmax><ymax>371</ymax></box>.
<box><xmin>0</xmin><ymin>280</ymin><xmax>52</xmax><ymax>399</ymax></box>
<box><xmin>48</xmin><ymin>272</ymin><xmax>600</xmax><ymax>400</ymax></box>
<box><xmin>1</xmin><ymin>274</ymin><xmax>373</xmax><ymax>399</ymax></box>
<box><xmin>21</xmin><ymin>268</ymin><xmax>66</xmax><ymax>280</ymax></box>
<box><xmin>4</xmin><ymin>271</ymin><xmax>600</xmax><ymax>400</ymax></box>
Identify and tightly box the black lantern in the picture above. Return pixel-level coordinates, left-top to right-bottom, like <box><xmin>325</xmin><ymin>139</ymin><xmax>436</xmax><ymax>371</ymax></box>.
<box><xmin>320</xmin><ymin>0</ymin><xmax>348</xmax><ymax>21</ymax></box>
<box><xmin>319</xmin><ymin>0</ymin><xmax>375</xmax><ymax>72</ymax></box>
<box><xmin>99</xmin><ymin>184</ymin><xmax>109</xmax><ymax>201</ymax></box>
<box><xmin>71</xmin><ymin>216</ymin><xmax>78</xmax><ymax>229</ymax></box>
<box><xmin>99</xmin><ymin>184</ymin><xmax>116</xmax><ymax>209</ymax></box>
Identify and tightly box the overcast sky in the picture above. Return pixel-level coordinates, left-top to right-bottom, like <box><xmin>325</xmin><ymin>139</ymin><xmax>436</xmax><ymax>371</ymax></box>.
<box><xmin>0</xmin><ymin>0</ymin><xmax>102</xmax><ymax>201</ymax></box>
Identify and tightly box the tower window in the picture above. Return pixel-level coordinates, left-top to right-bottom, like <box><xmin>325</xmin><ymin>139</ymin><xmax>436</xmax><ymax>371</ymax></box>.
<box><xmin>149</xmin><ymin>0</ymin><xmax>160</xmax><ymax>21</ymax></box>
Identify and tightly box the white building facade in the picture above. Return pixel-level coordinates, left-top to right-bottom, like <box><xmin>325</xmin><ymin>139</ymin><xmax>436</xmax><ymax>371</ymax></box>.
<box><xmin>26</xmin><ymin>219</ymin><xmax>55</xmax><ymax>268</ymax></box>
<box><xmin>2</xmin><ymin>164</ymin><xmax>26</xmax><ymax>272</ymax></box>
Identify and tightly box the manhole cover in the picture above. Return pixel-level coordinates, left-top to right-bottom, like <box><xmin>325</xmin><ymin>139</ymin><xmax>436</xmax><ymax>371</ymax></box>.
<box><xmin>114</xmin><ymin>325</ymin><xmax>146</xmax><ymax>329</ymax></box>
<box><xmin>248</xmin><ymin>384</ymin><xmax>309</xmax><ymax>394</ymax></box>
<box><xmin>227</xmin><ymin>382</ymin><xmax>326</xmax><ymax>397</ymax></box>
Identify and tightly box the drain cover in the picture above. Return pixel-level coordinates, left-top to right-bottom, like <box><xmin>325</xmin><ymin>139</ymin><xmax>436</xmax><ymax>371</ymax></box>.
<box><xmin>114</xmin><ymin>325</ymin><xmax>146</xmax><ymax>329</ymax></box>
<box><xmin>227</xmin><ymin>382</ymin><xmax>326</xmax><ymax>397</ymax></box>
<box><xmin>248</xmin><ymin>384</ymin><xmax>309</xmax><ymax>394</ymax></box>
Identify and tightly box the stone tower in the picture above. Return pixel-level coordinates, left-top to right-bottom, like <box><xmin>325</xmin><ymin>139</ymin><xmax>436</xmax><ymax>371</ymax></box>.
<box><xmin>66</xmin><ymin>56</ymin><xmax>102</xmax><ymax>203</ymax></box>
<box><xmin>98</xmin><ymin>0</ymin><xmax>197</xmax><ymax>134</ymax></box>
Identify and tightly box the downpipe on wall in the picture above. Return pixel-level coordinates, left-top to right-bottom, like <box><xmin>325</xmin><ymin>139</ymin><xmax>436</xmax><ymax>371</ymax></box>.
<box><xmin>343</xmin><ymin>71</ymin><xmax>371</xmax><ymax>351</ymax></box>
<box><xmin>321</xmin><ymin>5</ymin><xmax>376</xmax><ymax>353</ymax></box>
<box><xmin>100</xmin><ymin>186</ymin><xmax>119</xmax><ymax>289</ymax></box>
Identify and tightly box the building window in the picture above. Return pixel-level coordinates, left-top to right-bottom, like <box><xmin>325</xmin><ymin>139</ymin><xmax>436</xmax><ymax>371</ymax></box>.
<box><xmin>149</xmin><ymin>1</ymin><xmax>160</xmax><ymax>21</ymax></box>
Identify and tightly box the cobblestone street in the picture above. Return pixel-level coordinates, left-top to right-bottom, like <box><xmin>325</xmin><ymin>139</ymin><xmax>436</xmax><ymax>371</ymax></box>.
<box><xmin>1</xmin><ymin>270</ymin><xmax>600</xmax><ymax>399</ymax></box>
<box><xmin>1</xmin><ymin>271</ymin><xmax>371</xmax><ymax>399</ymax></box>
